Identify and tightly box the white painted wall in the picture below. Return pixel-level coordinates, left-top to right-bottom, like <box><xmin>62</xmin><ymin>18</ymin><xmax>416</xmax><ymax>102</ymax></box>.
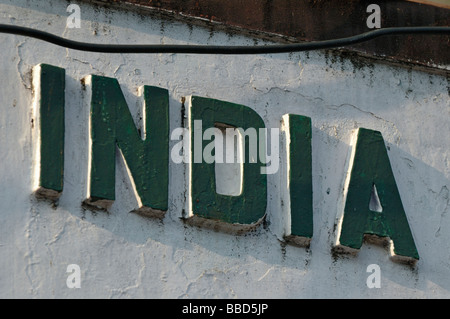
<box><xmin>0</xmin><ymin>0</ymin><xmax>449</xmax><ymax>298</ymax></box>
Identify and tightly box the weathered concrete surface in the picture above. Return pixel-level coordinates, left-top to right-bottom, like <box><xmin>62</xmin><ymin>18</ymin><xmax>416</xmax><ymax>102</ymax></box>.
<box><xmin>0</xmin><ymin>0</ymin><xmax>449</xmax><ymax>298</ymax></box>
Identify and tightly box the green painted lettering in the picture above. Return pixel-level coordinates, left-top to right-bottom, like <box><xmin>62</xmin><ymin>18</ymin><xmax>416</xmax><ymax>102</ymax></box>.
<box><xmin>34</xmin><ymin>64</ymin><xmax>65</xmax><ymax>201</ymax></box>
<box><xmin>85</xmin><ymin>75</ymin><xmax>169</xmax><ymax>216</ymax></box>
<box><xmin>283</xmin><ymin>114</ymin><xmax>313</xmax><ymax>246</ymax></box>
<box><xmin>188</xmin><ymin>96</ymin><xmax>267</xmax><ymax>232</ymax></box>
<box><xmin>337</xmin><ymin>128</ymin><xmax>419</xmax><ymax>263</ymax></box>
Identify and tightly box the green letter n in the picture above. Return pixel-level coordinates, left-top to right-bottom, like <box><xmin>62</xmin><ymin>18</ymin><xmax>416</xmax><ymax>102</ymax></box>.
<box><xmin>84</xmin><ymin>75</ymin><xmax>169</xmax><ymax>218</ymax></box>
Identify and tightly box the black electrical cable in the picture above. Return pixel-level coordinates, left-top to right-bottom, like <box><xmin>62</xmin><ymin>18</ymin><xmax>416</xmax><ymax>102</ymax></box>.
<box><xmin>0</xmin><ymin>24</ymin><xmax>448</xmax><ymax>54</ymax></box>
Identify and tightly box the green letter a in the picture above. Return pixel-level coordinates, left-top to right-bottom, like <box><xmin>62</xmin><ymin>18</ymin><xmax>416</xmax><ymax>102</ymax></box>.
<box><xmin>337</xmin><ymin>128</ymin><xmax>419</xmax><ymax>264</ymax></box>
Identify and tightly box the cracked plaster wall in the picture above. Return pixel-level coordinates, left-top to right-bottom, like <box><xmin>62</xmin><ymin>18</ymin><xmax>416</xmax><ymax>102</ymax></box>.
<box><xmin>0</xmin><ymin>0</ymin><xmax>449</xmax><ymax>298</ymax></box>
